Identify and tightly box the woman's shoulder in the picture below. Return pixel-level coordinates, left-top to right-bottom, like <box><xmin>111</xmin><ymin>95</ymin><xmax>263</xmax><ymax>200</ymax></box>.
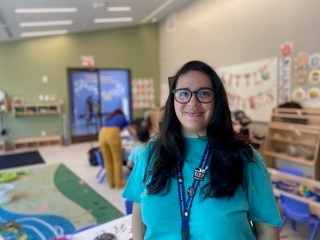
<box><xmin>242</xmin><ymin>146</ymin><xmax>269</xmax><ymax>179</ymax></box>
<box><xmin>241</xmin><ymin>146</ymin><xmax>264</xmax><ymax>166</ymax></box>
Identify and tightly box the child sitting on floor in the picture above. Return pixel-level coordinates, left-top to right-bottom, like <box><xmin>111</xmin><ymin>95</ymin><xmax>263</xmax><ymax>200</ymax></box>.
<box><xmin>126</xmin><ymin>126</ymin><xmax>150</xmax><ymax>170</ymax></box>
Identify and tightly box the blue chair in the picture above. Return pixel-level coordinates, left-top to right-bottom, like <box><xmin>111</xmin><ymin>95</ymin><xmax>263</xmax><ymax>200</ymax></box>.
<box><xmin>95</xmin><ymin>151</ymin><xmax>106</xmax><ymax>184</ymax></box>
<box><xmin>125</xmin><ymin>200</ymin><xmax>133</xmax><ymax>215</ymax></box>
<box><xmin>278</xmin><ymin>166</ymin><xmax>303</xmax><ymax>176</ymax></box>
<box><xmin>280</xmin><ymin>194</ymin><xmax>320</xmax><ymax>240</ymax></box>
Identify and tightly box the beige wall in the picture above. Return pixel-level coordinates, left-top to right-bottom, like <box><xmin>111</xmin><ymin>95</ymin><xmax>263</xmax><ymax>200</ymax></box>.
<box><xmin>159</xmin><ymin>0</ymin><xmax>320</xmax><ymax>106</ymax></box>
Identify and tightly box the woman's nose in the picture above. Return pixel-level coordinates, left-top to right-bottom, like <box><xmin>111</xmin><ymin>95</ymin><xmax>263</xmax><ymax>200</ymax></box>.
<box><xmin>188</xmin><ymin>93</ymin><xmax>201</xmax><ymax>106</ymax></box>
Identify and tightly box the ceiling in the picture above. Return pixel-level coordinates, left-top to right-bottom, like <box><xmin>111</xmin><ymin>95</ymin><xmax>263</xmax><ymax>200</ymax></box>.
<box><xmin>0</xmin><ymin>0</ymin><xmax>193</xmax><ymax>43</ymax></box>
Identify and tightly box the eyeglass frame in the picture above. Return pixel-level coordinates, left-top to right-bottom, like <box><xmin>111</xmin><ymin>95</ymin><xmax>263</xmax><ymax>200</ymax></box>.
<box><xmin>172</xmin><ymin>88</ymin><xmax>216</xmax><ymax>104</ymax></box>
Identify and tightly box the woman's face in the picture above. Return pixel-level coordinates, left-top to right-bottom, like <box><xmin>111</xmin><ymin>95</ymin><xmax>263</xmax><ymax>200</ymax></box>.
<box><xmin>174</xmin><ymin>70</ymin><xmax>215</xmax><ymax>137</ymax></box>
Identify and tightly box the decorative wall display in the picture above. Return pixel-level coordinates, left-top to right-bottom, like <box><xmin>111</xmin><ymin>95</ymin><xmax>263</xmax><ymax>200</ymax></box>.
<box><xmin>293</xmin><ymin>52</ymin><xmax>308</xmax><ymax>85</ymax></box>
<box><xmin>292</xmin><ymin>88</ymin><xmax>306</xmax><ymax>102</ymax></box>
<box><xmin>278</xmin><ymin>41</ymin><xmax>293</xmax><ymax>104</ymax></box>
<box><xmin>218</xmin><ymin>57</ymin><xmax>278</xmax><ymax>122</ymax></box>
<box><xmin>286</xmin><ymin>44</ymin><xmax>320</xmax><ymax>107</ymax></box>
<box><xmin>131</xmin><ymin>78</ymin><xmax>156</xmax><ymax>109</ymax></box>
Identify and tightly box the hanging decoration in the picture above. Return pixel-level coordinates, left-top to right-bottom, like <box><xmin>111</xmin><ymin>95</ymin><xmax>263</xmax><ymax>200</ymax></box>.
<box><xmin>279</xmin><ymin>41</ymin><xmax>293</xmax><ymax>104</ymax></box>
<box><xmin>308</xmin><ymin>70</ymin><xmax>320</xmax><ymax>85</ymax></box>
<box><xmin>285</xmin><ymin>45</ymin><xmax>320</xmax><ymax>107</ymax></box>
<box><xmin>227</xmin><ymin>88</ymin><xmax>275</xmax><ymax>110</ymax></box>
<box><xmin>218</xmin><ymin>57</ymin><xmax>278</xmax><ymax>122</ymax></box>
<box><xmin>131</xmin><ymin>78</ymin><xmax>156</xmax><ymax>109</ymax></box>
<box><xmin>291</xmin><ymin>88</ymin><xmax>306</xmax><ymax>102</ymax></box>
<box><xmin>307</xmin><ymin>87</ymin><xmax>320</xmax><ymax>101</ymax></box>
<box><xmin>293</xmin><ymin>52</ymin><xmax>308</xmax><ymax>84</ymax></box>
<box><xmin>220</xmin><ymin>63</ymin><xmax>272</xmax><ymax>88</ymax></box>
<box><xmin>308</xmin><ymin>53</ymin><xmax>320</xmax><ymax>69</ymax></box>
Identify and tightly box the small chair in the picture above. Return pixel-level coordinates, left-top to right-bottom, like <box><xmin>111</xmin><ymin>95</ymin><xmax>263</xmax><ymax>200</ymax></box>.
<box><xmin>278</xmin><ymin>166</ymin><xmax>303</xmax><ymax>176</ymax></box>
<box><xmin>95</xmin><ymin>151</ymin><xmax>106</xmax><ymax>184</ymax></box>
<box><xmin>280</xmin><ymin>194</ymin><xmax>320</xmax><ymax>240</ymax></box>
<box><xmin>125</xmin><ymin>199</ymin><xmax>133</xmax><ymax>215</ymax></box>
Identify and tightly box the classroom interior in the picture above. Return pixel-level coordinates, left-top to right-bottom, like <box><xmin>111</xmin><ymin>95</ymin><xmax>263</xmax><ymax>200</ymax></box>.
<box><xmin>1</xmin><ymin>0</ymin><xmax>320</xmax><ymax>239</ymax></box>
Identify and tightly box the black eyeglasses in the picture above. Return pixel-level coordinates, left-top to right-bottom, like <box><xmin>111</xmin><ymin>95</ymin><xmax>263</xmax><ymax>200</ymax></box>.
<box><xmin>172</xmin><ymin>88</ymin><xmax>215</xmax><ymax>104</ymax></box>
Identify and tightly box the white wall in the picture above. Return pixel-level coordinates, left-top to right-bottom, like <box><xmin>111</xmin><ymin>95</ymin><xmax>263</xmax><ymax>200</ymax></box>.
<box><xmin>159</xmin><ymin>0</ymin><xmax>320</xmax><ymax>105</ymax></box>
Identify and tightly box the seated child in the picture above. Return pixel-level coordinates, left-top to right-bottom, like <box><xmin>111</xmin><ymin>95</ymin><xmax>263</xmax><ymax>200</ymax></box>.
<box><xmin>126</xmin><ymin>126</ymin><xmax>150</xmax><ymax>170</ymax></box>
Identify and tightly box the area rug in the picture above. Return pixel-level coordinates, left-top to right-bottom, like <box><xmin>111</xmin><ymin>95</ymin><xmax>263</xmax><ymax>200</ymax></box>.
<box><xmin>0</xmin><ymin>151</ymin><xmax>45</xmax><ymax>170</ymax></box>
<box><xmin>0</xmin><ymin>163</ymin><xmax>123</xmax><ymax>239</ymax></box>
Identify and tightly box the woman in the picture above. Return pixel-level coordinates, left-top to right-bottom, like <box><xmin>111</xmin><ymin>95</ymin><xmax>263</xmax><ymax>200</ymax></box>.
<box><xmin>99</xmin><ymin>109</ymin><xmax>135</xmax><ymax>189</ymax></box>
<box><xmin>123</xmin><ymin>61</ymin><xmax>281</xmax><ymax>239</ymax></box>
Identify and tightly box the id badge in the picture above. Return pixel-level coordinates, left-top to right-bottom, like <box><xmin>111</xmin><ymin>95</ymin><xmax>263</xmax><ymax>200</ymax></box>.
<box><xmin>193</xmin><ymin>168</ymin><xmax>206</xmax><ymax>181</ymax></box>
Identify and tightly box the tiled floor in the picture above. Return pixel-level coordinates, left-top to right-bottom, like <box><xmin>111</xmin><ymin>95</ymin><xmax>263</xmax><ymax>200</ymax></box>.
<box><xmin>3</xmin><ymin>142</ymin><xmax>320</xmax><ymax>239</ymax></box>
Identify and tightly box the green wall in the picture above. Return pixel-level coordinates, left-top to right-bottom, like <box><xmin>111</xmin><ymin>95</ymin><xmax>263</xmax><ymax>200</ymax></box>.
<box><xmin>0</xmin><ymin>23</ymin><xmax>159</xmax><ymax>145</ymax></box>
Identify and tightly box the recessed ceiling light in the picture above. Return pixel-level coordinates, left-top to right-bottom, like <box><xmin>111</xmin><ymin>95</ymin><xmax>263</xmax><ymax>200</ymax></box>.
<box><xmin>94</xmin><ymin>17</ymin><xmax>133</xmax><ymax>23</ymax></box>
<box><xmin>107</xmin><ymin>7</ymin><xmax>131</xmax><ymax>12</ymax></box>
<box><xmin>15</xmin><ymin>8</ymin><xmax>77</xmax><ymax>13</ymax></box>
<box><xmin>21</xmin><ymin>30</ymin><xmax>68</xmax><ymax>37</ymax></box>
<box><xmin>20</xmin><ymin>20</ymin><xmax>73</xmax><ymax>27</ymax></box>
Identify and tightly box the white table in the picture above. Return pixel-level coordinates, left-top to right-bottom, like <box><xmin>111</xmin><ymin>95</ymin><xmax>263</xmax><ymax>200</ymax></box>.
<box><xmin>73</xmin><ymin>214</ymin><xmax>132</xmax><ymax>240</ymax></box>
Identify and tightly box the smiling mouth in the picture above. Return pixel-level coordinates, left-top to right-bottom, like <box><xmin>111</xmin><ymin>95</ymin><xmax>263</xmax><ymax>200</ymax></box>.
<box><xmin>186</xmin><ymin>111</ymin><xmax>203</xmax><ymax>117</ymax></box>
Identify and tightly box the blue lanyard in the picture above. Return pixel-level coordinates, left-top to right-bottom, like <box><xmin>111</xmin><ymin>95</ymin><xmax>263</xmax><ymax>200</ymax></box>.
<box><xmin>177</xmin><ymin>144</ymin><xmax>211</xmax><ymax>240</ymax></box>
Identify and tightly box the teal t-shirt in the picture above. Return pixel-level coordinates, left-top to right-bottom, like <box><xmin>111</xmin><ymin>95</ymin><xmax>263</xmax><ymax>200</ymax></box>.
<box><xmin>128</xmin><ymin>145</ymin><xmax>145</xmax><ymax>165</ymax></box>
<box><xmin>122</xmin><ymin>138</ymin><xmax>281</xmax><ymax>240</ymax></box>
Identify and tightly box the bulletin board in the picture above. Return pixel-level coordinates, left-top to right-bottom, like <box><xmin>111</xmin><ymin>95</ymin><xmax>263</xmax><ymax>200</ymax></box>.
<box><xmin>131</xmin><ymin>78</ymin><xmax>156</xmax><ymax>109</ymax></box>
<box><xmin>218</xmin><ymin>57</ymin><xmax>278</xmax><ymax>122</ymax></box>
<box><xmin>288</xmin><ymin>52</ymin><xmax>320</xmax><ymax>107</ymax></box>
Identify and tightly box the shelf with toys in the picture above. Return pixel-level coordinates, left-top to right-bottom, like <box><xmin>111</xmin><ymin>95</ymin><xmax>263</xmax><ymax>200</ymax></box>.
<box><xmin>11</xmin><ymin>101</ymin><xmax>62</xmax><ymax>117</ymax></box>
<box><xmin>262</xmin><ymin>107</ymin><xmax>320</xmax><ymax>180</ymax></box>
<box><xmin>13</xmin><ymin>135</ymin><xmax>62</xmax><ymax>150</ymax></box>
<box><xmin>269</xmin><ymin>167</ymin><xmax>320</xmax><ymax>217</ymax></box>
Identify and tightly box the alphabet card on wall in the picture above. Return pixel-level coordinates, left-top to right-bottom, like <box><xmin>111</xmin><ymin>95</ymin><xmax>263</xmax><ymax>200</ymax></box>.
<box><xmin>218</xmin><ymin>57</ymin><xmax>278</xmax><ymax>122</ymax></box>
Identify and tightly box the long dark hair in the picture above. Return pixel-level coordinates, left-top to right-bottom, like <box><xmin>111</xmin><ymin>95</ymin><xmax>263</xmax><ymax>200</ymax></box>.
<box><xmin>146</xmin><ymin>60</ymin><xmax>253</xmax><ymax>198</ymax></box>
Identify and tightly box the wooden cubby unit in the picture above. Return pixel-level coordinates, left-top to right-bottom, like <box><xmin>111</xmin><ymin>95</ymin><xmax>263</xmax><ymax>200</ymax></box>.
<box><xmin>13</xmin><ymin>135</ymin><xmax>62</xmax><ymax>150</ymax></box>
<box><xmin>12</xmin><ymin>102</ymin><xmax>62</xmax><ymax>117</ymax></box>
<box><xmin>262</xmin><ymin>107</ymin><xmax>320</xmax><ymax>180</ymax></box>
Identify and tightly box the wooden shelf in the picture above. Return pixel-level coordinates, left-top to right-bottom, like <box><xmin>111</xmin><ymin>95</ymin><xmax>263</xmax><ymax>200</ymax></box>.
<box><xmin>262</xmin><ymin>107</ymin><xmax>320</xmax><ymax>180</ymax></box>
<box><xmin>267</xmin><ymin>136</ymin><xmax>317</xmax><ymax>147</ymax></box>
<box><xmin>13</xmin><ymin>135</ymin><xmax>61</xmax><ymax>150</ymax></box>
<box><xmin>12</xmin><ymin>102</ymin><xmax>62</xmax><ymax>117</ymax></box>
<box><xmin>264</xmin><ymin>150</ymin><xmax>314</xmax><ymax>166</ymax></box>
<box><xmin>269</xmin><ymin>122</ymin><xmax>320</xmax><ymax>134</ymax></box>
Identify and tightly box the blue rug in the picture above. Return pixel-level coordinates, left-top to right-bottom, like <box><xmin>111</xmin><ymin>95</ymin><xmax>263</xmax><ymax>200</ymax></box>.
<box><xmin>0</xmin><ymin>163</ymin><xmax>123</xmax><ymax>239</ymax></box>
<box><xmin>0</xmin><ymin>208</ymin><xmax>75</xmax><ymax>239</ymax></box>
